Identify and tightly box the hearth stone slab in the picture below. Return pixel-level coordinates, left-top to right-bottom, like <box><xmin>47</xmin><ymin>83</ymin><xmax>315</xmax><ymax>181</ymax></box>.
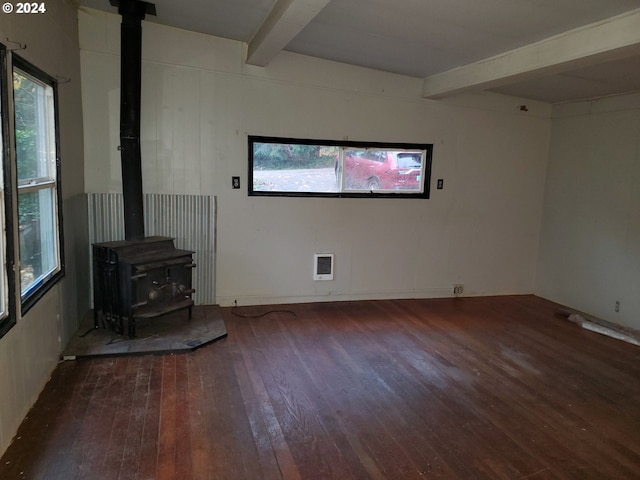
<box><xmin>62</xmin><ymin>305</ymin><xmax>226</xmax><ymax>359</ymax></box>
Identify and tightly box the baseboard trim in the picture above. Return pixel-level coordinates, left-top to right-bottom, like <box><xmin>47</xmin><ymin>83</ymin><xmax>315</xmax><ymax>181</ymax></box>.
<box><xmin>218</xmin><ymin>288</ymin><xmax>456</xmax><ymax>307</ymax></box>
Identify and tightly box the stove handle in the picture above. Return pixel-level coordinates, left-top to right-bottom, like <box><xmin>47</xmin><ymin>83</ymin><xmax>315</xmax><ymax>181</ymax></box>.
<box><xmin>184</xmin><ymin>264</ymin><xmax>196</xmax><ymax>268</ymax></box>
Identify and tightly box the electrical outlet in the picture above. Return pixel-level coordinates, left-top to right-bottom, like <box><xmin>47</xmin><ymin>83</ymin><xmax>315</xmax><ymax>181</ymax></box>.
<box><xmin>615</xmin><ymin>301</ymin><xmax>620</xmax><ymax>313</ymax></box>
<box><xmin>453</xmin><ymin>284</ymin><xmax>464</xmax><ymax>296</ymax></box>
<box><xmin>232</xmin><ymin>176</ymin><xmax>240</xmax><ymax>189</ymax></box>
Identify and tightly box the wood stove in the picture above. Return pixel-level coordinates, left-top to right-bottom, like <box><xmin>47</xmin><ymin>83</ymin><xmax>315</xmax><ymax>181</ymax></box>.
<box><xmin>93</xmin><ymin>237</ymin><xmax>195</xmax><ymax>337</ymax></box>
<box><xmin>92</xmin><ymin>0</ymin><xmax>195</xmax><ymax>337</ymax></box>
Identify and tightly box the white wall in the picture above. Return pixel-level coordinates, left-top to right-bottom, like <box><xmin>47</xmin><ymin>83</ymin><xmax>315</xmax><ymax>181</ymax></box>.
<box><xmin>79</xmin><ymin>8</ymin><xmax>551</xmax><ymax>307</ymax></box>
<box><xmin>537</xmin><ymin>94</ymin><xmax>640</xmax><ymax>330</ymax></box>
<box><xmin>0</xmin><ymin>0</ymin><xmax>86</xmax><ymax>457</ymax></box>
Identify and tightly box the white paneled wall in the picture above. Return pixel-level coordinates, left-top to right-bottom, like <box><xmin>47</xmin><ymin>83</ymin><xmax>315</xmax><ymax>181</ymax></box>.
<box><xmin>0</xmin><ymin>1</ymin><xmax>85</xmax><ymax>457</ymax></box>
<box><xmin>537</xmin><ymin>95</ymin><xmax>640</xmax><ymax>330</ymax></box>
<box><xmin>80</xmin><ymin>8</ymin><xmax>552</xmax><ymax>307</ymax></box>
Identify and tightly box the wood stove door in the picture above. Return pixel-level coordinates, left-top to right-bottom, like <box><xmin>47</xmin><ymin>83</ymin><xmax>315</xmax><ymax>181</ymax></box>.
<box><xmin>127</xmin><ymin>256</ymin><xmax>195</xmax><ymax>337</ymax></box>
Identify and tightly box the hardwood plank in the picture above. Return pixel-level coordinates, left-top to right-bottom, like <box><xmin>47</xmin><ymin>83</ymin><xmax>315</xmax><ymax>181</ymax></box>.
<box><xmin>156</xmin><ymin>355</ymin><xmax>177</xmax><ymax>480</ymax></box>
<box><xmin>41</xmin><ymin>360</ymin><xmax>96</xmax><ymax>480</ymax></box>
<box><xmin>72</xmin><ymin>357</ymin><xmax>130</xmax><ymax>480</ymax></box>
<box><xmin>172</xmin><ymin>354</ymin><xmax>194</xmax><ymax>478</ymax></box>
<box><xmin>292</xmin><ymin>306</ymin><xmax>455</xmax><ymax>479</ymax></box>
<box><xmin>1</xmin><ymin>296</ymin><xmax>640</xmax><ymax>479</ymax></box>
<box><xmin>186</xmin><ymin>351</ymin><xmax>213</xmax><ymax>480</ymax></box>
<box><xmin>252</xmin><ymin>315</ymin><xmax>360</xmax><ymax>479</ymax></box>
<box><xmin>100</xmin><ymin>356</ymin><xmax>143</xmax><ymax>477</ymax></box>
<box><xmin>231</xmin><ymin>342</ymin><xmax>284</xmax><ymax>480</ymax></box>
<box><xmin>3</xmin><ymin>360</ymin><xmax>93</xmax><ymax>479</ymax></box>
<box><xmin>118</xmin><ymin>355</ymin><xmax>155</xmax><ymax>480</ymax></box>
<box><xmin>199</xmin><ymin>336</ymin><xmax>252</xmax><ymax>479</ymax></box>
<box><xmin>135</xmin><ymin>355</ymin><xmax>163</xmax><ymax>479</ymax></box>
<box><xmin>323</xmin><ymin>302</ymin><xmax>503</xmax><ymax>479</ymax></box>
<box><xmin>233</xmin><ymin>317</ymin><xmax>302</xmax><ymax>480</ymax></box>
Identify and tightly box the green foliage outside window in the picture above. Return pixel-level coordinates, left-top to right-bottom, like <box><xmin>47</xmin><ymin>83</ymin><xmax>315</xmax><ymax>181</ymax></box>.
<box><xmin>253</xmin><ymin>143</ymin><xmax>338</xmax><ymax>170</ymax></box>
<box><xmin>13</xmin><ymin>72</ymin><xmax>40</xmax><ymax>224</ymax></box>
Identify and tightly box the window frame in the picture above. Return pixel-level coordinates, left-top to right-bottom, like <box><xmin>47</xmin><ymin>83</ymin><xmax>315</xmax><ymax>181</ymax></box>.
<box><xmin>12</xmin><ymin>54</ymin><xmax>65</xmax><ymax>315</ymax></box>
<box><xmin>248</xmin><ymin>136</ymin><xmax>433</xmax><ymax>199</ymax></box>
<box><xmin>0</xmin><ymin>43</ymin><xmax>16</xmax><ymax>338</ymax></box>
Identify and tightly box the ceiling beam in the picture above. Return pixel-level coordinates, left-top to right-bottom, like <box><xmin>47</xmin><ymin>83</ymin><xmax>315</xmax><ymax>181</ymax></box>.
<box><xmin>246</xmin><ymin>0</ymin><xmax>331</xmax><ymax>67</ymax></box>
<box><xmin>422</xmin><ymin>8</ymin><xmax>640</xmax><ymax>99</ymax></box>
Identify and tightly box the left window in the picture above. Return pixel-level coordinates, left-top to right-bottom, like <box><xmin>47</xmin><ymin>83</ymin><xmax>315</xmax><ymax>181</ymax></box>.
<box><xmin>12</xmin><ymin>55</ymin><xmax>63</xmax><ymax>314</ymax></box>
<box><xmin>0</xmin><ymin>43</ymin><xmax>15</xmax><ymax>337</ymax></box>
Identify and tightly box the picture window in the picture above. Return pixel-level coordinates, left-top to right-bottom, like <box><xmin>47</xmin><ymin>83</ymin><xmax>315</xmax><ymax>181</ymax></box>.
<box><xmin>249</xmin><ymin>136</ymin><xmax>433</xmax><ymax>199</ymax></box>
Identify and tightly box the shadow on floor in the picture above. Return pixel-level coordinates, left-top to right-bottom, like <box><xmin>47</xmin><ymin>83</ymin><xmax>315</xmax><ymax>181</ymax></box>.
<box><xmin>62</xmin><ymin>305</ymin><xmax>227</xmax><ymax>359</ymax></box>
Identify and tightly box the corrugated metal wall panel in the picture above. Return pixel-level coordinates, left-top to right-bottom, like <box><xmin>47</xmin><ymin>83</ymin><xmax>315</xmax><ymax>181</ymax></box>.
<box><xmin>88</xmin><ymin>193</ymin><xmax>216</xmax><ymax>305</ymax></box>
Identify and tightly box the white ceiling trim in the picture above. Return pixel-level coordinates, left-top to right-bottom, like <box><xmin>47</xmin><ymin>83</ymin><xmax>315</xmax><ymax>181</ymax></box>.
<box><xmin>246</xmin><ymin>0</ymin><xmax>331</xmax><ymax>67</ymax></box>
<box><xmin>422</xmin><ymin>8</ymin><xmax>640</xmax><ymax>99</ymax></box>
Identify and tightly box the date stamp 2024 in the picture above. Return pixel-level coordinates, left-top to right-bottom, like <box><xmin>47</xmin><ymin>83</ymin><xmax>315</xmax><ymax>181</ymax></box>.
<box><xmin>3</xmin><ymin>2</ymin><xmax>46</xmax><ymax>14</ymax></box>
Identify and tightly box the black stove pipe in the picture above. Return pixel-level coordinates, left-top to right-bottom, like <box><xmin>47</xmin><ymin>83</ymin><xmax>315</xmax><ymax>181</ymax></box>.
<box><xmin>111</xmin><ymin>0</ymin><xmax>156</xmax><ymax>241</ymax></box>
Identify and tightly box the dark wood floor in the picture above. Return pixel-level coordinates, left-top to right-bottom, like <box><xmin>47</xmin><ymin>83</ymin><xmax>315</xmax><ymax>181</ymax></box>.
<box><xmin>2</xmin><ymin>296</ymin><xmax>640</xmax><ymax>479</ymax></box>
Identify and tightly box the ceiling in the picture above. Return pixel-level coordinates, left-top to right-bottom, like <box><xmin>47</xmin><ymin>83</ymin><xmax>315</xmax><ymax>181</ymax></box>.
<box><xmin>78</xmin><ymin>0</ymin><xmax>640</xmax><ymax>104</ymax></box>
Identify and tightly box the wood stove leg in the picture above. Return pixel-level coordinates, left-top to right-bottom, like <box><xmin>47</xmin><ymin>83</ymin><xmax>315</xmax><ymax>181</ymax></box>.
<box><xmin>188</xmin><ymin>306</ymin><xmax>193</xmax><ymax>319</ymax></box>
<box><xmin>128</xmin><ymin>316</ymin><xmax>136</xmax><ymax>338</ymax></box>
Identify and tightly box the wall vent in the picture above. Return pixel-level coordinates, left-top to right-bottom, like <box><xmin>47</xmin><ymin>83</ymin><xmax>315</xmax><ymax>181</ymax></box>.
<box><xmin>314</xmin><ymin>253</ymin><xmax>334</xmax><ymax>281</ymax></box>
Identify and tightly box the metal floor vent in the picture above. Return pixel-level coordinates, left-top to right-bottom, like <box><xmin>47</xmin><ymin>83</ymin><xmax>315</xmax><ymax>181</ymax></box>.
<box><xmin>314</xmin><ymin>253</ymin><xmax>334</xmax><ymax>281</ymax></box>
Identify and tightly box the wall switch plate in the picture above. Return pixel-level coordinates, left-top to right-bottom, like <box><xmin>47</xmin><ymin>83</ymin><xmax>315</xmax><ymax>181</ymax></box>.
<box><xmin>232</xmin><ymin>176</ymin><xmax>240</xmax><ymax>189</ymax></box>
<box><xmin>437</xmin><ymin>179</ymin><xmax>444</xmax><ymax>189</ymax></box>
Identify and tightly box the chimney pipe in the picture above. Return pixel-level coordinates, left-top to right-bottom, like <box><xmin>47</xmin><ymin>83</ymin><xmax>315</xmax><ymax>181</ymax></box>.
<box><xmin>111</xmin><ymin>0</ymin><xmax>156</xmax><ymax>241</ymax></box>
